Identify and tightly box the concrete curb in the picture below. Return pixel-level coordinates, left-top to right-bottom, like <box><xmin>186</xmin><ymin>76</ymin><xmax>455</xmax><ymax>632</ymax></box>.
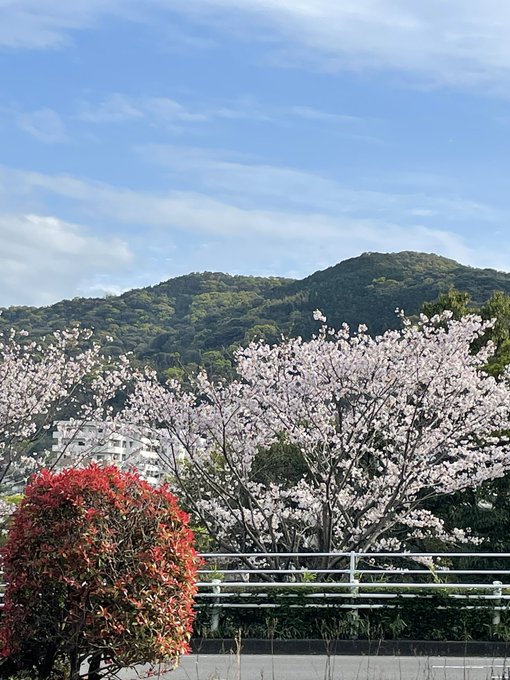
<box><xmin>190</xmin><ymin>638</ymin><xmax>510</xmax><ymax>656</ymax></box>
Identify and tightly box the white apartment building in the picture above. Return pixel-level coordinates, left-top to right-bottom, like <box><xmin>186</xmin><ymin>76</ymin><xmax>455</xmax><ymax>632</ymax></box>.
<box><xmin>52</xmin><ymin>421</ymin><xmax>167</xmax><ymax>485</ymax></box>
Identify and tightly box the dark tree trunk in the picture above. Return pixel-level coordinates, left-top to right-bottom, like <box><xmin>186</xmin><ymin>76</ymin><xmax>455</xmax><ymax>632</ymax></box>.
<box><xmin>39</xmin><ymin>644</ymin><xmax>58</xmax><ymax>680</ymax></box>
<box><xmin>88</xmin><ymin>652</ymin><xmax>102</xmax><ymax>680</ymax></box>
<box><xmin>69</xmin><ymin>649</ymin><xmax>79</xmax><ymax>680</ymax></box>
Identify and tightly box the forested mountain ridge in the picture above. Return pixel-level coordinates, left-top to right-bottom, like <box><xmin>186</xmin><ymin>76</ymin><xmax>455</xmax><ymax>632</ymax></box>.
<box><xmin>2</xmin><ymin>251</ymin><xmax>510</xmax><ymax>378</ymax></box>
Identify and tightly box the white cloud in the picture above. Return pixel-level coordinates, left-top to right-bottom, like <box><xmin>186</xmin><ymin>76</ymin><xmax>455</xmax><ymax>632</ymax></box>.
<box><xmin>0</xmin><ymin>0</ymin><xmax>126</xmax><ymax>49</ymax></box>
<box><xmin>1</xmin><ymin>160</ymin><xmax>509</xmax><ymax>307</ymax></box>
<box><xmin>288</xmin><ymin>106</ymin><xmax>361</xmax><ymax>124</ymax></box>
<box><xmin>3</xmin><ymin>163</ymin><xmax>507</xmax><ymax>272</ymax></box>
<box><xmin>75</xmin><ymin>93</ymin><xmax>208</xmax><ymax>129</ymax></box>
<box><xmin>0</xmin><ymin>212</ymin><xmax>133</xmax><ymax>306</ymax></box>
<box><xmin>5</xmin><ymin>1</ymin><xmax>510</xmax><ymax>94</ymax></box>
<box><xmin>143</xmin><ymin>97</ymin><xmax>208</xmax><ymax>123</ymax></box>
<box><xmin>135</xmin><ymin>144</ymin><xmax>506</xmax><ymax>224</ymax></box>
<box><xmin>76</xmin><ymin>94</ymin><xmax>144</xmax><ymax>123</ymax></box>
<box><xmin>13</xmin><ymin>168</ymin><xmax>341</xmax><ymax>239</ymax></box>
<box><xmin>161</xmin><ymin>0</ymin><xmax>510</xmax><ymax>92</ymax></box>
<box><xmin>17</xmin><ymin>108</ymin><xmax>68</xmax><ymax>143</ymax></box>
<box><xmin>75</xmin><ymin>92</ymin><xmax>364</xmax><ymax>132</ymax></box>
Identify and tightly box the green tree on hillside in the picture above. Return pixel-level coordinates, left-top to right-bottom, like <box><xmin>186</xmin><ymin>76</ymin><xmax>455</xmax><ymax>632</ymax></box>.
<box><xmin>423</xmin><ymin>288</ymin><xmax>510</xmax><ymax>377</ymax></box>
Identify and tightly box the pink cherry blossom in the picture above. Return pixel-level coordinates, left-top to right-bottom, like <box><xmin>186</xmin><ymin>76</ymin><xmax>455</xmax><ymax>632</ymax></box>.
<box><xmin>0</xmin><ymin>328</ymin><xmax>132</xmax><ymax>490</ymax></box>
<box><xmin>123</xmin><ymin>312</ymin><xmax>510</xmax><ymax>564</ymax></box>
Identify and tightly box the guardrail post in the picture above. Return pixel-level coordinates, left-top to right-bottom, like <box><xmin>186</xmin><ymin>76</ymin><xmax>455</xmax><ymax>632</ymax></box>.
<box><xmin>210</xmin><ymin>578</ymin><xmax>222</xmax><ymax>633</ymax></box>
<box><xmin>351</xmin><ymin>578</ymin><xmax>360</xmax><ymax>639</ymax></box>
<box><xmin>493</xmin><ymin>580</ymin><xmax>503</xmax><ymax>627</ymax></box>
<box><xmin>349</xmin><ymin>551</ymin><xmax>360</xmax><ymax>639</ymax></box>
<box><xmin>349</xmin><ymin>551</ymin><xmax>357</xmax><ymax>584</ymax></box>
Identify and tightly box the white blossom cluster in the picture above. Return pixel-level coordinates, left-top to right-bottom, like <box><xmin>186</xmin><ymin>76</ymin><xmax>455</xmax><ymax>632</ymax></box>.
<box><xmin>120</xmin><ymin>311</ymin><xmax>510</xmax><ymax>559</ymax></box>
<box><xmin>0</xmin><ymin>328</ymin><xmax>132</xmax><ymax>491</ymax></box>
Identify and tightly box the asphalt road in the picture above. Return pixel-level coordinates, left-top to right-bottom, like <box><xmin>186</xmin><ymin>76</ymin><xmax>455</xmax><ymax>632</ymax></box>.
<box><xmin>119</xmin><ymin>654</ymin><xmax>510</xmax><ymax>680</ymax></box>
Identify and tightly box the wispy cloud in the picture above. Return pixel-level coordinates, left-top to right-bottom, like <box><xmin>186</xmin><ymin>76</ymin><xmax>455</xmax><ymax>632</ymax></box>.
<box><xmin>288</xmin><ymin>106</ymin><xmax>361</xmax><ymax>125</ymax></box>
<box><xmin>74</xmin><ymin>92</ymin><xmax>369</xmax><ymax>139</ymax></box>
<box><xmin>0</xmin><ymin>212</ymin><xmax>133</xmax><ymax>306</ymax></box>
<box><xmin>76</xmin><ymin>93</ymin><xmax>144</xmax><ymax>123</ymax></box>
<box><xmin>0</xmin><ymin>0</ymin><xmax>125</xmax><ymax>50</ymax></box>
<box><xmin>134</xmin><ymin>144</ymin><xmax>506</xmax><ymax>224</ymax></box>
<box><xmin>161</xmin><ymin>0</ymin><xmax>510</xmax><ymax>93</ymax></box>
<box><xmin>76</xmin><ymin>93</ymin><xmax>207</xmax><ymax>125</ymax></box>
<box><xmin>2</xmin><ymin>162</ymin><xmax>508</xmax><ymax>280</ymax></box>
<box><xmin>5</xmin><ymin>1</ymin><xmax>510</xmax><ymax>96</ymax></box>
<box><xmin>17</xmin><ymin>108</ymin><xmax>68</xmax><ymax>143</ymax></box>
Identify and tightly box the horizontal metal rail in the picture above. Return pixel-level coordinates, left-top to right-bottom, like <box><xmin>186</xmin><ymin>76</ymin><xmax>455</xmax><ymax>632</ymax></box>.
<box><xmin>194</xmin><ymin>552</ymin><xmax>510</xmax><ymax>627</ymax></box>
<box><xmin>2</xmin><ymin>552</ymin><xmax>510</xmax><ymax>617</ymax></box>
<box><xmin>197</xmin><ymin>568</ymin><xmax>510</xmax><ymax>575</ymax></box>
<box><xmin>197</xmin><ymin>581</ymin><xmax>508</xmax><ymax>589</ymax></box>
<box><xmin>200</xmin><ymin>552</ymin><xmax>510</xmax><ymax>558</ymax></box>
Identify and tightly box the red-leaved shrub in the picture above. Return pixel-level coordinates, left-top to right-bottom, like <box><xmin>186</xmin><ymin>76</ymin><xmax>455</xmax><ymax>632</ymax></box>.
<box><xmin>0</xmin><ymin>465</ymin><xmax>198</xmax><ymax>679</ymax></box>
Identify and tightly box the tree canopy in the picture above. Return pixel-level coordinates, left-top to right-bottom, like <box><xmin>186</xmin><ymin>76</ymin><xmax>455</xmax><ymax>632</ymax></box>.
<box><xmin>4</xmin><ymin>252</ymin><xmax>510</xmax><ymax>380</ymax></box>
<box><xmin>124</xmin><ymin>311</ymin><xmax>510</xmax><ymax>567</ymax></box>
<box><xmin>0</xmin><ymin>328</ymin><xmax>131</xmax><ymax>492</ymax></box>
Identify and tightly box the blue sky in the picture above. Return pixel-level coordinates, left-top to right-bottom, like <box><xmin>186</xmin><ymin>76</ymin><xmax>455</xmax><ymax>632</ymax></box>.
<box><xmin>1</xmin><ymin>1</ymin><xmax>510</xmax><ymax>306</ymax></box>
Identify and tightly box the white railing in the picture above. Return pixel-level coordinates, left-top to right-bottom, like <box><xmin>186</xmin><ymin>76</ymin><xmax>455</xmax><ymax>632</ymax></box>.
<box><xmin>195</xmin><ymin>552</ymin><xmax>510</xmax><ymax>629</ymax></box>
<box><xmin>3</xmin><ymin>552</ymin><xmax>510</xmax><ymax>617</ymax></box>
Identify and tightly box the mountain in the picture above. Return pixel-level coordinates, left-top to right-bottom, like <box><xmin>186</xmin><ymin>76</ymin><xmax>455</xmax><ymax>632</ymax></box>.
<box><xmin>2</xmin><ymin>251</ymin><xmax>510</xmax><ymax>378</ymax></box>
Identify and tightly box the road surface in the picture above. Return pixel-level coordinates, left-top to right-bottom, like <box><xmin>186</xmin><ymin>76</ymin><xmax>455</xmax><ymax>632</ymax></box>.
<box><xmin>119</xmin><ymin>654</ymin><xmax>510</xmax><ymax>680</ymax></box>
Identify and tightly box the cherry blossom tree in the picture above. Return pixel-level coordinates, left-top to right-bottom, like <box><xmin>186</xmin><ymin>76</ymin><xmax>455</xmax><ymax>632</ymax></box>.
<box><xmin>0</xmin><ymin>328</ymin><xmax>131</xmax><ymax>492</ymax></box>
<box><xmin>125</xmin><ymin>311</ymin><xmax>510</xmax><ymax>567</ymax></box>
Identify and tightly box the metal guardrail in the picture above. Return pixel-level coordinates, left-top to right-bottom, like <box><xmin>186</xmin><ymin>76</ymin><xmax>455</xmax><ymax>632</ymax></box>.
<box><xmin>2</xmin><ymin>552</ymin><xmax>510</xmax><ymax>620</ymax></box>
<box><xmin>195</xmin><ymin>552</ymin><xmax>510</xmax><ymax>630</ymax></box>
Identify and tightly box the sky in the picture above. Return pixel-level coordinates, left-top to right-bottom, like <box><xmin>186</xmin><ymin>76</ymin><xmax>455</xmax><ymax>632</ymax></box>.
<box><xmin>2</xmin><ymin>1</ymin><xmax>510</xmax><ymax>307</ymax></box>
